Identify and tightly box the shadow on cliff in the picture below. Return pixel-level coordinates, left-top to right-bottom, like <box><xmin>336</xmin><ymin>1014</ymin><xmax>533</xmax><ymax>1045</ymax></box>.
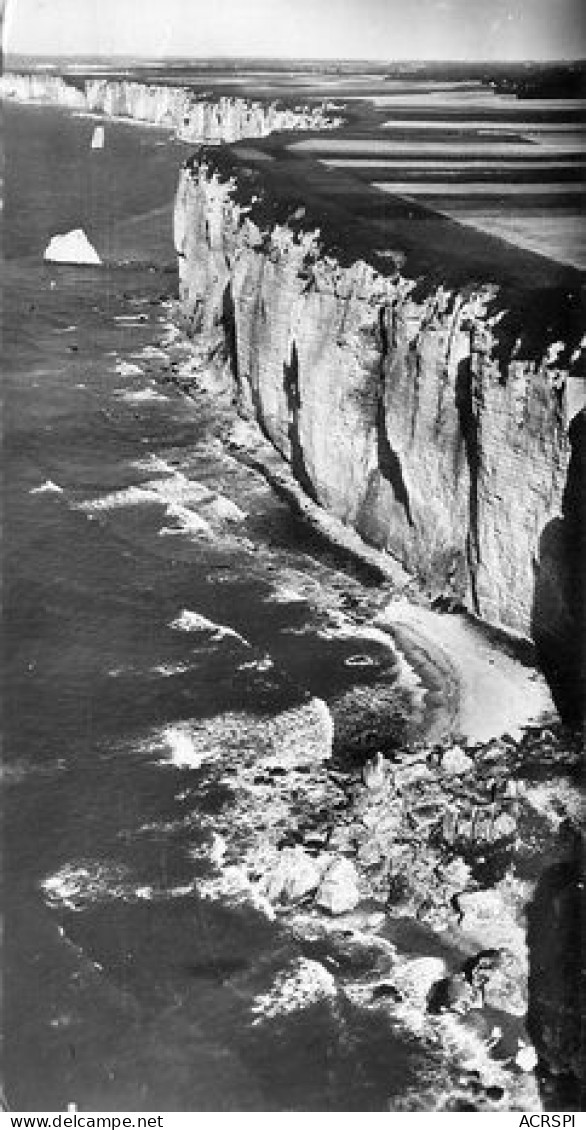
<box><xmin>375</xmin><ymin>396</ymin><xmax>414</xmax><ymax>527</ymax></box>
<box><xmin>222</xmin><ymin>281</ymin><xmax>241</xmax><ymax>398</ymax></box>
<box><xmin>527</xmin><ymin>412</ymin><xmax>585</xmax><ymax>1107</ymax></box>
<box><xmin>526</xmin><ymin>829</ymin><xmax>584</xmax><ymax>1109</ymax></box>
<box><xmin>531</xmin><ymin>408</ymin><xmax>585</xmax><ymax>727</ymax></box>
<box><xmin>283</xmin><ymin>341</ymin><xmax>318</xmax><ymax>501</ymax></box>
<box><xmin>455</xmin><ymin>357</ymin><xmax>481</xmax><ymax>615</ymax></box>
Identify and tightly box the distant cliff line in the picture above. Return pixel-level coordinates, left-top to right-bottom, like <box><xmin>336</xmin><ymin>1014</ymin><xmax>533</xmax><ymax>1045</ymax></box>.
<box><xmin>174</xmin><ymin>157</ymin><xmax>585</xmax><ymax>721</ymax></box>
<box><xmin>0</xmin><ymin>72</ymin><xmax>342</xmax><ymax>143</ymax></box>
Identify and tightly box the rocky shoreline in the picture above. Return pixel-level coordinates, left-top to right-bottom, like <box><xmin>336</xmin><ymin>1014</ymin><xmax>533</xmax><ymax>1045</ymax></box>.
<box><xmin>143</xmin><ymin>314</ymin><xmax>583</xmax><ymax>1111</ymax></box>
<box><xmin>166</xmin><ymin>148</ymin><xmax>583</xmax><ymax>1107</ymax></box>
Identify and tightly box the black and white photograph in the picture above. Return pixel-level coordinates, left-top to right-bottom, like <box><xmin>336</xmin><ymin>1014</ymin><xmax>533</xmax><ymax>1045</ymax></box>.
<box><xmin>1</xmin><ymin>0</ymin><xmax>584</xmax><ymax>1114</ymax></box>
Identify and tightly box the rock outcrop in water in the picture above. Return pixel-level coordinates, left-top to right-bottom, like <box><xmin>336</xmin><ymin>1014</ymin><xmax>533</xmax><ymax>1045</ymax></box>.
<box><xmin>0</xmin><ymin>72</ymin><xmax>341</xmax><ymax>142</ymax></box>
<box><xmin>44</xmin><ymin>228</ymin><xmax>102</xmax><ymax>265</ymax></box>
<box><xmin>174</xmin><ymin>156</ymin><xmax>585</xmax><ymax>720</ymax></box>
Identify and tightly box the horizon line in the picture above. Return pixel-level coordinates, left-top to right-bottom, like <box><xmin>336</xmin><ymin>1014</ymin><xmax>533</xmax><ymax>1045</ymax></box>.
<box><xmin>4</xmin><ymin>52</ymin><xmax>586</xmax><ymax>65</ymax></box>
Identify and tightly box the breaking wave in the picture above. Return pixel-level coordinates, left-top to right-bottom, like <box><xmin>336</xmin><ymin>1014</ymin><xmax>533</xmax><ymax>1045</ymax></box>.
<box><xmin>169</xmin><ymin>609</ymin><xmax>249</xmax><ymax>647</ymax></box>
<box><xmin>114</xmin><ymin>386</ymin><xmax>169</xmax><ymax>403</ymax></box>
<box><xmin>250</xmin><ymin>957</ymin><xmax>338</xmax><ymax>1024</ymax></box>
<box><xmin>41</xmin><ymin>860</ymin><xmax>198</xmax><ymax>910</ymax></box>
<box><xmin>30</xmin><ymin>480</ymin><xmax>63</xmax><ymax>495</ymax></box>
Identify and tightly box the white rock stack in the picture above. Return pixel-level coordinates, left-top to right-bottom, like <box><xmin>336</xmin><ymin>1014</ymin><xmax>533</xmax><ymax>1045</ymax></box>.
<box><xmin>44</xmin><ymin>229</ymin><xmax>101</xmax><ymax>265</ymax></box>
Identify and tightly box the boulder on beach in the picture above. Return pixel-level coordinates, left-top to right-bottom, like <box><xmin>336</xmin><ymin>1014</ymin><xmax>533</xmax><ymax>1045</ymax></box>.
<box><xmin>441</xmin><ymin>745</ymin><xmax>474</xmax><ymax>776</ymax></box>
<box><xmin>264</xmin><ymin>846</ymin><xmax>322</xmax><ymax>904</ymax></box>
<box><xmin>44</xmin><ymin>229</ymin><xmax>101</xmax><ymax>266</ymax></box>
<box><xmin>390</xmin><ymin>956</ymin><xmax>447</xmax><ymax>1009</ymax></box>
<box><xmin>467</xmin><ymin>947</ymin><xmax>528</xmax><ymax>1017</ymax></box>
<box><xmin>316</xmin><ymin>857</ymin><xmax>361</xmax><ymax>915</ymax></box>
<box><xmin>456</xmin><ymin>889</ymin><xmax>525</xmax><ymax>950</ymax></box>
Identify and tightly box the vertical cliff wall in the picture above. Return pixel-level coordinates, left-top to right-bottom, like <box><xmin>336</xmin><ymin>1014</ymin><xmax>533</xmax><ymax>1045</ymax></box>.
<box><xmin>174</xmin><ymin>160</ymin><xmax>585</xmax><ymax>675</ymax></box>
<box><xmin>0</xmin><ymin>73</ymin><xmax>341</xmax><ymax>141</ymax></box>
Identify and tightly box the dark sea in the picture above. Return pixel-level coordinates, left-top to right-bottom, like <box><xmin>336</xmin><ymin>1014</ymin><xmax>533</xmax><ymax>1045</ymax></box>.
<box><xmin>2</xmin><ymin>102</ymin><xmax>439</xmax><ymax>1110</ymax></box>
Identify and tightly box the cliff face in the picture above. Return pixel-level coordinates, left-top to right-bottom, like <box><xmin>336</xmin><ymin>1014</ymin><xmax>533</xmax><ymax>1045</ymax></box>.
<box><xmin>174</xmin><ymin>161</ymin><xmax>585</xmax><ymax>660</ymax></box>
<box><xmin>0</xmin><ymin>73</ymin><xmax>340</xmax><ymax>142</ymax></box>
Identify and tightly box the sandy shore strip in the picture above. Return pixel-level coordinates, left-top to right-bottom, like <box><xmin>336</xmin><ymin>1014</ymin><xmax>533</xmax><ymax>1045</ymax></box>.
<box><xmin>378</xmin><ymin>599</ymin><xmax>557</xmax><ymax>743</ymax></box>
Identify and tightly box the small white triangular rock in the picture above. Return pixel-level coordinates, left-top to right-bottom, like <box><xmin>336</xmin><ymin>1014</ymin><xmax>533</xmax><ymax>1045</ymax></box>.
<box><xmin>44</xmin><ymin>229</ymin><xmax>101</xmax><ymax>266</ymax></box>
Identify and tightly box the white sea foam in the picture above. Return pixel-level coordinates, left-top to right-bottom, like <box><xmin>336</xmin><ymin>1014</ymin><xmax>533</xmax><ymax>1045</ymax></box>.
<box><xmin>169</xmin><ymin>609</ymin><xmax>250</xmax><ymax>647</ymax></box>
<box><xmin>157</xmin><ymin>723</ymin><xmax>216</xmax><ymax>769</ymax></box>
<box><xmin>521</xmin><ymin>779</ymin><xmax>583</xmax><ymax>826</ymax></box>
<box><xmin>131</xmin><ymin>345</ymin><xmax>169</xmax><ymax>360</ymax></box>
<box><xmin>172</xmin><ymin>700</ymin><xmax>346</xmax><ymax>924</ymax></box>
<box><xmin>344</xmin><ymin>653</ymin><xmax>378</xmax><ymax>668</ymax></box>
<box><xmin>111</xmin><ymin>659</ymin><xmax>191</xmax><ymax>680</ymax></box>
<box><xmin>130</xmin><ymin>454</ymin><xmax>177</xmax><ymax>476</ymax></box>
<box><xmin>79</xmin><ymin>472</ymin><xmax>213</xmax><ymax>516</ymax></box>
<box><xmin>42</xmin><ymin>860</ymin><xmax>199</xmax><ymax>909</ymax></box>
<box><xmin>115</xmin><ymin>360</ymin><xmax>145</xmax><ymax>377</ymax></box>
<box><xmin>267</xmin><ymin>584</ymin><xmax>307</xmax><ymax>604</ymax></box>
<box><xmin>151</xmin><ymin>662</ymin><xmax>191</xmax><ymax>677</ymax></box>
<box><xmin>250</xmin><ymin>957</ymin><xmax>337</xmax><ymax>1024</ymax></box>
<box><xmin>150</xmin><ymin>711</ymin><xmax>242</xmax><ymax>767</ymax></box>
<box><xmin>321</xmin><ymin>612</ymin><xmax>425</xmax><ymax>705</ymax></box>
<box><xmin>30</xmin><ymin>480</ymin><xmax>63</xmax><ymax>495</ymax></box>
<box><xmin>196</xmin><ymin>865</ymin><xmax>277</xmax><ymax>920</ymax></box>
<box><xmin>148</xmin><ymin>699</ymin><xmax>334</xmax><ymax>784</ymax></box>
<box><xmin>237</xmin><ymin>657</ymin><xmax>274</xmax><ymax>672</ymax></box>
<box><xmin>202</xmin><ymin>495</ymin><xmax>247</xmax><ymax>523</ymax></box>
<box><xmin>42</xmin><ymin>862</ymin><xmax>130</xmax><ymax>911</ymax></box>
<box><xmin>133</xmin><ymin>881</ymin><xmax>198</xmax><ymax>901</ymax></box>
<box><xmin>79</xmin><ymin>484</ymin><xmax>159</xmax><ymax>512</ymax></box>
<box><xmin>159</xmin><ymin>322</ymin><xmax>182</xmax><ymax>345</ymax></box>
<box><xmin>146</xmin><ymin>475</ymin><xmax>212</xmax><ymax>506</ymax></box>
<box><xmin>209</xmin><ymin>832</ymin><xmax>227</xmax><ymax>868</ymax></box>
<box><xmin>114</xmin><ymin>386</ymin><xmax>169</xmax><ymax>403</ymax></box>
<box><xmin>160</xmin><ymin>504</ymin><xmax>214</xmax><ymax>539</ymax></box>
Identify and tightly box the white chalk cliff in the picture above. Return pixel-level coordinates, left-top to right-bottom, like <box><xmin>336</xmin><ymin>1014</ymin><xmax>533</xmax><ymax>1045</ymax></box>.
<box><xmin>0</xmin><ymin>72</ymin><xmax>341</xmax><ymax>142</ymax></box>
<box><xmin>174</xmin><ymin>157</ymin><xmax>586</xmax><ymax>723</ymax></box>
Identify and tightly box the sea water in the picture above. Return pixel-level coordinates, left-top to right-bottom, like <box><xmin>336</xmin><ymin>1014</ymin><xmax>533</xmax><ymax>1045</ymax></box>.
<box><xmin>2</xmin><ymin>101</ymin><xmax>436</xmax><ymax>1111</ymax></box>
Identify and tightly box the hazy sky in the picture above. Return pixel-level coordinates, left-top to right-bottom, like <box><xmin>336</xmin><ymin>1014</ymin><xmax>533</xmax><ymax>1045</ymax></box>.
<box><xmin>3</xmin><ymin>0</ymin><xmax>585</xmax><ymax>60</ymax></box>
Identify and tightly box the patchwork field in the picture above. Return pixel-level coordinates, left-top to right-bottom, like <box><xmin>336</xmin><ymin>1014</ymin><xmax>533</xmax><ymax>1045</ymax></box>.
<box><xmin>282</xmin><ymin>79</ymin><xmax>585</xmax><ymax>268</ymax></box>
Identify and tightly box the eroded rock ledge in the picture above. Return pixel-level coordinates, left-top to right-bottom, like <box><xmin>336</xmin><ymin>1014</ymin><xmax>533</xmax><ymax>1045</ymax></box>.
<box><xmin>173</xmin><ymin>153</ymin><xmax>585</xmax><ymax>720</ymax></box>
<box><xmin>0</xmin><ymin>72</ymin><xmax>341</xmax><ymax>142</ymax></box>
